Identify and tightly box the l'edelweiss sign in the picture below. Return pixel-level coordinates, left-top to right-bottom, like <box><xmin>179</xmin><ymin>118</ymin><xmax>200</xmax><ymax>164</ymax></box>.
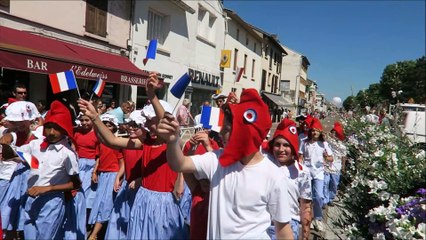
<box><xmin>0</xmin><ymin>50</ymin><xmax>148</xmax><ymax>86</ymax></box>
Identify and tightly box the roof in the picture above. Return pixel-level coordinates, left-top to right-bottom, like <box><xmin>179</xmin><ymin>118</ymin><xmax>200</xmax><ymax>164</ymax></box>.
<box><xmin>223</xmin><ymin>9</ymin><xmax>264</xmax><ymax>42</ymax></box>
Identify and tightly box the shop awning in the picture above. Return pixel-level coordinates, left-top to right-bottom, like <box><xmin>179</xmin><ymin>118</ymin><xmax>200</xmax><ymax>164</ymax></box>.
<box><xmin>262</xmin><ymin>92</ymin><xmax>293</xmax><ymax>107</ymax></box>
<box><xmin>0</xmin><ymin>26</ymin><xmax>148</xmax><ymax>86</ymax></box>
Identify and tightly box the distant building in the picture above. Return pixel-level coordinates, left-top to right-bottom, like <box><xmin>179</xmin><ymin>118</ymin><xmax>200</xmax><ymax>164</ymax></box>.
<box><xmin>281</xmin><ymin>45</ymin><xmax>311</xmax><ymax>115</ymax></box>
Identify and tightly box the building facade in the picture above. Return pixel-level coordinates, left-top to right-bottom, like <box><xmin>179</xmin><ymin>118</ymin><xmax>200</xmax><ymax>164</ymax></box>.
<box><xmin>221</xmin><ymin>9</ymin><xmax>262</xmax><ymax>98</ymax></box>
<box><xmin>281</xmin><ymin>45</ymin><xmax>310</xmax><ymax>115</ymax></box>
<box><xmin>0</xmin><ymin>0</ymin><xmax>148</xmax><ymax>107</ymax></box>
<box><xmin>131</xmin><ymin>0</ymin><xmax>225</xmax><ymax>116</ymax></box>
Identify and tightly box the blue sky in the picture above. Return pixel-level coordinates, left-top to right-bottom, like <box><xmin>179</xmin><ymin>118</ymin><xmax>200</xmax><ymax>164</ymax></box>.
<box><xmin>223</xmin><ymin>0</ymin><xmax>426</xmax><ymax>101</ymax></box>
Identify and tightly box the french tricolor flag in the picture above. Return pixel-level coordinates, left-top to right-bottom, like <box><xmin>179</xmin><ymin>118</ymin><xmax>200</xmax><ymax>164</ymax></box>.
<box><xmin>16</xmin><ymin>151</ymin><xmax>39</xmax><ymax>169</ymax></box>
<box><xmin>49</xmin><ymin>70</ymin><xmax>78</xmax><ymax>94</ymax></box>
<box><xmin>235</xmin><ymin>67</ymin><xmax>244</xmax><ymax>82</ymax></box>
<box><xmin>200</xmin><ymin>106</ymin><xmax>224</xmax><ymax>133</ymax></box>
<box><xmin>92</xmin><ymin>77</ymin><xmax>106</xmax><ymax>97</ymax></box>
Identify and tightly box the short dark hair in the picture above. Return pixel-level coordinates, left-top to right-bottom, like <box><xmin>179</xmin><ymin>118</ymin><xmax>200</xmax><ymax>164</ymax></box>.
<box><xmin>13</xmin><ymin>83</ymin><xmax>27</xmax><ymax>92</ymax></box>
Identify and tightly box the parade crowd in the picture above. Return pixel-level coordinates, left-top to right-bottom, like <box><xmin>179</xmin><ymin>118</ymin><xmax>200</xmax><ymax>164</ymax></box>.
<box><xmin>0</xmin><ymin>74</ymin><xmax>349</xmax><ymax>240</ymax></box>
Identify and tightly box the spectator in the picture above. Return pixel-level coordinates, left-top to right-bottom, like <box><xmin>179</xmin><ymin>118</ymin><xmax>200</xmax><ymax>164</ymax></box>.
<box><xmin>36</xmin><ymin>100</ymin><xmax>48</xmax><ymax>119</ymax></box>
<box><xmin>106</xmin><ymin>100</ymin><xmax>117</xmax><ymax>112</ymax></box>
<box><xmin>106</xmin><ymin>101</ymin><xmax>131</xmax><ymax>124</ymax></box>
<box><xmin>212</xmin><ymin>93</ymin><xmax>227</xmax><ymax>108</ymax></box>
<box><xmin>12</xmin><ymin>83</ymin><xmax>28</xmax><ymax>101</ymax></box>
<box><xmin>176</xmin><ymin>99</ymin><xmax>194</xmax><ymax>127</ymax></box>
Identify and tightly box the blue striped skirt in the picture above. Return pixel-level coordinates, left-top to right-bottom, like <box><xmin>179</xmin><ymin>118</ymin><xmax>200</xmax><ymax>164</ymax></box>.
<box><xmin>60</xmin><ymin>189</ymin><xmax>87</xmax><ymax>240</ymax></box>
<box><xmin>0</xmin><ymin>162</ymin><xmax>29</xmax><ymax>231</ymax></box>
<box><xmin>105</xmin><ymin>180</ymin><xmax>138</xmax><ymax>239</ymax></box>
<box><xmin>23</xmin><ymin>192</ymin><xmax>65</xmax><ymax>240</ymax></box>
<box><xmin>127</xmin><ymin>187</ymin><xmax>189</xmax><ymax>239</ymax></box>
<box><xmin>78</xmin><ymin>158</ymin><xmax>97</xmax><ymax>209</ymax></box>
<box><xmin>88</xmin><ymin>171</ymin><xmax>117</xmax><ymax>224</ymax></box>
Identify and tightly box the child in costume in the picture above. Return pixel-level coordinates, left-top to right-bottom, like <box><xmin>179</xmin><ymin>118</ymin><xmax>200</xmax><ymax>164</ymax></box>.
<box><xmin>74</xmin><ymin>114</ymin><xmax>99</xmax><ymax>210</ymax></box>
<box><xmin>78</xmin><ymin>72</ymin><xmax>189</xmax><ymax>239</ymax></box>
<box><xmin>157</xmin><ymin>88</ymin><xmax>294</xmax><ymax>239</ymax></box>
<box><xmin>182</xmin><ymin>129</ymin><xmax>220</xmax><ymax>239</ymax></box>
<box><xmin>265</xmin><ymin>118</ymin><xmax>312</xmax><ymax>240</ymax></box>
<box><xmin>298</xmin><ymin>117</ymin><xmax>333</xmax><ymax>232</ymax></box>
<box><xmin>16</xmin><ymin>100</ymin><xmax>80</xmax><ymax>239</ymax></box>
<box><xmin>0</xmin><ymin>101</ymin><xmax>40</xmax><ymax>239</ymax></box>
<box><xmin>105</xmin><ymin>110</ymin><xmax>145</xmax><ymax>239</ymax></box>
<box><xmin>88</xmin><ymin>113</ymin><xmax>123</xmax><ymax>240</ymax></box>
<box><xmin>324</xmin><ymin>122</ymin><xmax>347</xmax><ymax>207</ymax></box>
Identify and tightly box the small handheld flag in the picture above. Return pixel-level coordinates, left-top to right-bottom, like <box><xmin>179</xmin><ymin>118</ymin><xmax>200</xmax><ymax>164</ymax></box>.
<box><xmin>16</xmin><ymin>150</ymin><xmax>39</xmax><ymax>169</ymax></box>
<box><xmin>143</xmin><ymin>39</ymin><xmax>158</xmax><ymax>65</ymax></box>
<box><xmin>49</xmin><ymin>70</ymin><xmax>78</xmax><ymax>94</ymax></box>
<box><xmin>170</xmin><ymin>73</ymin><xmax>191</xmax><ymax>99</ymax></box>
<box><xmin>235</xmin><ymin>67</ymin><xmax>244</xmax><ymax>82</ymax></box>
<box><xmin>200</xmin><ymin>106</ymin><xmax>224</xmax><ymax>133</ymax></box>
<box><xmin>92</xmin><ymin>77</ymin><xmax>106</xmax><ymax>97</ymax></box>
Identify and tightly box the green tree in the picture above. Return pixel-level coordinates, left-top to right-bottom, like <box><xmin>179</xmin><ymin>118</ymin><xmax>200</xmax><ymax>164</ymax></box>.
<box><xmin>402</xmin><ymin>56</ymin><xmax>426</xmax><ymax>103</ymax></box>
<box><xmin>379</xmin><ymin>60</ymin><xmax>417</xmax><ymax>101</ymax></box>
<box><xmin>343</xmin><ymin>95</ymin><xmax>356</xmax><ymax>110</ymax></box>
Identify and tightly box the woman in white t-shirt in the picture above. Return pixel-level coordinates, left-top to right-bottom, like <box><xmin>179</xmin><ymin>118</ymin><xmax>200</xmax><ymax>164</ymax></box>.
<box><xmin>264</xmin><ymin>118</ymin><xmax>312</xmax><ymax>240</ymax></box>
<box><xmin>298</xmin><ymin>118</ymin><xmax>333</xmax><ymax>232</ymax></box>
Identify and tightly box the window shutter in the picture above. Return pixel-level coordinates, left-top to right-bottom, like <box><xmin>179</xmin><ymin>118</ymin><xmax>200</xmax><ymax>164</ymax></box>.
<box><xmin>97</xmin><ymin>8</ymin><xmax>107</xmax><ymax>37</ymax></box>
<box><xmin>86</xmin><ymin>4</ymin><xmax>96</xmax><ymax>34</ymax></box>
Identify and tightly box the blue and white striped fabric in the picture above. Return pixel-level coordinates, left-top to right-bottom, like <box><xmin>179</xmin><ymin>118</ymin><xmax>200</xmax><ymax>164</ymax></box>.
<box><xmin>127</xmin><ymin>187</ymin><xmax>189</xmax><ymax>239</ymax></box>
<box><xmin>24</xmin><ymin>192</ymin><xmax>66</xmax><ymax>239</ymax></box>
<box><xmin>105</xmin><ymin>180</ymin><xmax>138</xmax><ymax>239</ymax></box>
<box><xmin>88</xmin><ymin>172</ymin><xmax>117</xmax><ymax>224</ymax></box>
<box><xmin>78</xmin><ymin>158</ymin><xmax>97</xmax><ymax>209</ymax></box>
<box><xmin>60</xmin><ymin>189</ymin><xmax>86</xmax><ymax>240</ymax></box>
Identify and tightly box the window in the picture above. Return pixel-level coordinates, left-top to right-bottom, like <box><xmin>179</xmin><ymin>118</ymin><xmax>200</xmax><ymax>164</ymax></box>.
<box><xmin>254</xmin><ymin>43</ymin><xmax>257</xmax><ymax>53</ymax></box>
<box><xmin>243</xmin><ymin>54</ymin><xmax>247</xmax><ymax>75</ymax></box>
<box><xmin>85</xmin><ymin>0</ymin><xmax>108</xmax><ymax>37</ymax></box>
<box><xmin>0</xmin><ymin>0</ymin><xmax>10</xmax><ymax>7</ymax></box>
<box><xmin>236</xmin><ymin>28</ymin><xmax>240</xmax><ymax>41</ymax></box>
<box><xmin>269</xmin><ymin>49</ymin><xmax>273</xmax><ymax>69</ymax></box>
<box><xmin>280</xmin><ymin>80</ymin><xmax>290</xmax><ymax>91</ymax></box>
<box><xmin>268</xmin><ymin>72</ymin><xmax>271</xmax><ymax>86</ymax></box>
<box><xmin>197</xmin><ymin>5</ymin><xmax>216</xmax><ymax>42</ymax></box>
<box><xmin>251</xmin><ymin>59</ymin><xmax>255</xmax><ymax>78</ymax></box>
<box><xmin>246</xmin><ymin>36</ymin><xmax>249</xmax><ymax>46</ymax></box>
<box><xmin>147</xmin><ymin>10</ymin><xmax>166</xmax><ymax>44</ymax></box>
<box><xmin>233</xmin><ymin>48</ymin><xmax>238</xmax><ymax>71</ymax></box>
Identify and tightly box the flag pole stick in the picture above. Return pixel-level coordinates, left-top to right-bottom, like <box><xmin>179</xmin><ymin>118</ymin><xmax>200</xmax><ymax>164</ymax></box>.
<box><xmin>70</xmin><ymin>70</ymin><xmax>82</xmax><ymax>99</ymax></box>
<box><xmin>89</xmin><ymin>92</ymin><xmax>94</xmax><ymax>102</ymax></box>
<box><xmin>172</xmin><ymin>96</ymin><xmax>183</xmax><ymax>115</ymax></box>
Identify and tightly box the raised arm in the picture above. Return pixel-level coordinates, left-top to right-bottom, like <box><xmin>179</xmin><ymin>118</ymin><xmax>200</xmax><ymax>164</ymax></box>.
<box><xmin>146</xmin><ymin>72</ymin><xmax>166</xmax><ymax>119</ymax></box>
<box><xmin>156</xmin><ymin>113</ymin><xmax>196</xmax><ymax>173</ymax></box>
<box><xmin>78</xmin><ymin>98</ymin><xmax>143</xmax><ymax>149</ymax></box>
